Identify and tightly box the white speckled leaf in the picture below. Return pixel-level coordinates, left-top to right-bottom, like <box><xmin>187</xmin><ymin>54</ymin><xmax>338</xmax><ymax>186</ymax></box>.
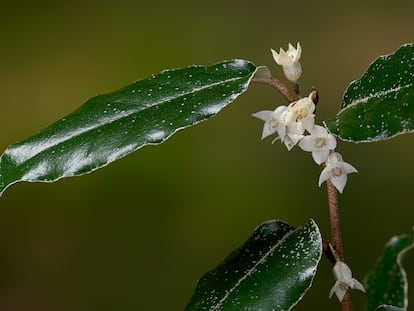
<box><xmin>0</xmin><ymin>60</ymin><xmax>258</xmax><ymax>195</ymax></box>
<box><xmin>375</xmin><ymin>306</ymin><xmax>404</xmax><ymax>311</ymax></box>
<box><xmin>185</xmin><ymin>219</ymin><xmax>322</xmax><ymax>311</ymax></box>
<box><xmin>365</xmin><ymin>230</ymin><xmax>414</xmax><ymax>311</ymax></box>
<box><xmin>325</xmin><ymin>44</ymin><xmax>414</xmax><ymax>142</ymax></box>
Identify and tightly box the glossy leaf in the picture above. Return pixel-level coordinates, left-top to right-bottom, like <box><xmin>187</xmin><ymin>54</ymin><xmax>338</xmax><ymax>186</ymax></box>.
<box><xmin>375</xmin><ymin>306</ymin><xmax>404</xmax><ymax>311</ymax></box>
<box><xmin>365</xmin><ymin>230</ymin><xmax>414</xmax><ymax>311</ymax></box>
<box><xmin>325</xmin><ymin>43</ymin><xmax>414</xmax><ymax>142</ymax></box>
<box><xmin>185</xmin><ymin>219</ymin><xmax>322</xmax><ymax>311</ymax></box>
<box><xmin>0</xmin><ymin>60</ymin><xmax>258</xmax><ymax>195</ymax></box>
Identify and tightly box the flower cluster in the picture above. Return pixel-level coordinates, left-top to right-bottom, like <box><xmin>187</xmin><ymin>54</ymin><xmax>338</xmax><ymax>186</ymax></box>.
<box><xmin>252</xmin><ymin>97</ymin><xmax>356</xmax><ymax>192</ymax></box>
<box><xmin>252</xmin><ymin>96</ymin><xmax>315</xmax><ymax>150</ymax></box>
<box><xmin>253</xmin><ymin>43</ymin><xmax>357</xmax><ymax>193</ymax></box>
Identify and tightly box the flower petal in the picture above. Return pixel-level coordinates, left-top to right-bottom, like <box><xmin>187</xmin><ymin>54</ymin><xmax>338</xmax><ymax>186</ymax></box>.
<box><xmin>342</xmin><ymin>162</ymin><xmax>358</xmax><ymax>174</ymax></box>
<box><xmin>294</xmin><ymin>42</ymin><xmax>302</xmax><ymax>61</ymax></box>
<box><xmin>274</xmin><ymin>105</ymin><xmax>288</xmax><ymax>116</ymax></box>
<box><xmin>329</xmin><ymin>281</ymin><xmax>340</xmax><ymax>298</ymax></box>
<box><xmin>282</xmin><ymin>63</ymin><xmax>302</xmax><ymax>83</ymax></box>
<box><xmin>252</xmin><ymin>110</ymin><xmax>273</xmax><ymax>121</ymax></box>
<box><xmin>298</xmin><ymin>136</ymin><xmax>313</xmax><ymax>151</ymax></box>
<box><xmin>278</xmin><ymin>52</ymin><xmax>293</xmax><ymax>65</ymax></box>
<box><xmin>311</xmin><ymin>125</ymin><xmax>327</xmax><ymax>136</ymax></box>
<box><xmin>334</xmin><ymin>261</ymin><xmax>352</xmax><ymax>280</ymax></box>
<box><xmin>276</xmin><ymin>125</ymin><xmax>286</xmax><ymax>140</ymax></box>
<box><xmin>331</xmin><ymin>174</ymin><xmax>348</xmax><ymax>193</ymax></box>
<box><xmin>302</xmin><ymin>116</ymin><xmax>315</xmax><ymax>133</ymax></box>
<box><xmin>312</xmin><ymin>149</ymin><xmax>330</xmax><ymax>165</ymax></box>
<box><xmin>271</xmin><ymin>48</ymin><xmax>281</xmax><ymax>65</ymax></box>
<box><xmin>329</xmin><ymin>281</ymin><xmax>348</xmax><ymax>302</ymax></box>
<box><xmin>288</xmin><ymin>122</ymin><xmax>305</xmax><ymax>137</ymax></box>
<box><xmin>318</xmin><ymin>167</ymin><xmax>332</xmax><ymax>186</ymax></box>
<box><xmin>334</xmin><ymin>284</ymin><xmax>348</xmax><ymax>302</ymax></box>
<box><xmin>261</xmin><ymin>123</ymin><xmax>277</xmax><ymax>139</ymax></box>
<box><xmin>287</xmin><ymin>42</ymin><xmax>301</xmax><ymax>62</ymax></box>
<box><xmin>288</xmin><ymin>133</ymin><xmax>304</xmax><ymax>145</ymax></box>
<box><xmin>326</xmin><ymin>134</ymin><xmax>337</xmax><ymax>150</ymax></box>
<box><xmin>352</xmin><ymin>278</ymin><xmax>366</xmax><ymax>292</ymax></box>
<box><xmin>327</xmin><ymin>152</ymin><xmax>343</xmax><ymax>164</ymax></box>
<box><xmin>283</xmin><ymin>136</ymin><xmax>296</xmax><ymax>151</ymax></box>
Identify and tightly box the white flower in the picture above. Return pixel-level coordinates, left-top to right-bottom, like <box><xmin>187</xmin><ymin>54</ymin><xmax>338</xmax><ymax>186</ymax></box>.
<box><xmin>252</xmin><ymin>97</ymin><xmax>316</xmax><ymax>151</ymax></box>
<box><xmin>329</xmin><ymin>261</ymin><xmax>365</xmax><ymax>302</ymax></box>
<box><xmin>271</xmin><ymin>42</ymin><xmax>302</xmax><ymax>82</ymax></box>
<box><xmin>280</xmin><ymin>97</ymin><xmax>315</xmax><ymax>149</ymax></box>
<box><xmin>299</xmin><ymin>125</ymin><xmax>337</xmax><ymax>164</ymax></box>
<box><xmin>252</xmin><ymin>105</ymin><xmax>288</xmax><ymax>140</ymax></box>
<box><xmin>318</xmin><ymin>152</ymin><xmax>357</xmax><ymax>193</ymax></box>
<box><xmin>283</xmin><ymin>97</ymin><xmax>315</xmax><ymax>130</ymax></box>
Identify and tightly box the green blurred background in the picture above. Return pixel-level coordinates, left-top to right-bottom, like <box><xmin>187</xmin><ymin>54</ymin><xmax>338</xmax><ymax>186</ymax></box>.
<box><xmin>0</xmin><ymin>0</ymin><xmax>413</xmax><ymax>310</ymax></box>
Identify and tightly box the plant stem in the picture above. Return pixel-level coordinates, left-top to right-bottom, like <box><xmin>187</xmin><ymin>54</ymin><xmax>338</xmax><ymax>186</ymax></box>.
<box><xmin>326</xmin><ymin>180</ymin><xmax>344</xmax><ymax>260</ymax></box>
<box><xmin>253</xmin><ymin>76</ymin><xmax>298</xmax><ymax>103</ymax></box>
<box><xmin>341</xmin><ymin>293</ymin><xmax>353</xmax><ymax>311</ymax></box>
<box><xmin>293</xmin><ymin>82</ymin><xmax>300</xmax><ymax>96</ymax></box>
<box><xmin>325</xmin><ymin>179</ymin><xmax>353</xmax><ymax>311</ymax></box>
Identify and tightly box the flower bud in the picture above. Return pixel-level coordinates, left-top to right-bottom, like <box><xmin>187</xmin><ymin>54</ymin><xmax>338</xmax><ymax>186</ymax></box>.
<box><xmin>271</xmin><ymin>42</ymin><xmax>302</xmax><ymax>83</ymax></box>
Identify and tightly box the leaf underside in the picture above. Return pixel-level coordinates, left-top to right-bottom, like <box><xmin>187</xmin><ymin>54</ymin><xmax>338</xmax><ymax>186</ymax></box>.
<box><xmin>325</xmin><ymin>43</ymin><xmax>414</xmax><ymax>142</ymax></box>
<box><xmin>365</xmin><ymin>230</ymin><xmax>414</xmax><ymax>311</ymax></box>
<box><xmin>185</xmin><ymin>219</ymin><xmax>322</xmax><ymax>311</ymax></box>
<box><xmin>0</xmin><ymin>59</ymin><xmax>257</xmax><ymax>195</ymax></box>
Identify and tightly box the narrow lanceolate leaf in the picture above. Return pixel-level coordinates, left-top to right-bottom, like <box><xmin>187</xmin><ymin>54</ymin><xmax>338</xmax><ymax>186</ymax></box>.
<box><xmin>185</xmin><ymin>219</ymin><xmax>322</xmax><ymax>311</ymax></box>
<box><xmin>324</xmin><ymin>43</ymin><xmax>414</xmax><ymax>142</ymax></box>
<box><xmin>365</xmin><ymin>229</ymin><xmax>414</xmax><ymax>311</ymax></box>
<box><xmin>0</xmin><ymin>60</ymin><xmax>258</xmax><ymax>195</ymax></box>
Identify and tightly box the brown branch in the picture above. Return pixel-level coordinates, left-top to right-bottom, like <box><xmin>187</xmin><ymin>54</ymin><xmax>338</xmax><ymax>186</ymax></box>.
<box><xmin>325</xmin><ymin>179</ymin><xmax>353</xmax><ymax>311</ymax></box>
<box><xmin>253</xmin><ymin>76</ymin><xmax>298</xmax><ymax>103</ymax></box>
<box><xmin>341</xmin><ymin>293</ymin><xmax>353</xmax><ymax>311</ymax></box>
<box><xmin>326</xmin><ymin>179</ymin><xmax>344</xmax><ymax>260</ymax></box>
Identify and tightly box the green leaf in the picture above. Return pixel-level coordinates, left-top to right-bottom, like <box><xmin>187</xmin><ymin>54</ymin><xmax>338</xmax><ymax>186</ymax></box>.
<box><xmin>185</xmin><ymin>219</ymin><xmax>322</xmax><ymax>311</ymax></box>
<box><xmin>375</xmin><ymin>306</ymin><xmax>404</xmax><ymax>311</ymax></box>
<box><xmin>324</xmin><ymin>43</ymin><xmax>414</xmax><ymax>142</ymax></box>
<box><xmin>0</xmin><ymin>60</ymin><xmax>258</xmax><ymax>195</ymax></box>
<box><xmin>365</xmin><ymin>229</ymin><xmax>414</xmax><ymax>311</ymax></box>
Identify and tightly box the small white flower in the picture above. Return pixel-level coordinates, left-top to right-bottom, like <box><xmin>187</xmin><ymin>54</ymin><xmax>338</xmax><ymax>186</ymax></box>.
<box><xmin>319</xmin><ymin>152</ymin><xmax>357</xmax><ymax>193</ymax></box>
<box><xmin>252</xmin><ymin>97</ymin><xmax>316</xmax><ymax>151</ymax></box>
<box><xmin>283</xmin><ymin>97</ymin><xmax>315</xmax><ymax>130</ymax></box>
<box><xmin>271</xmin><ymin>42</ymin><xmax>302</xmax><ymax>82</ymax></box>
<box><xmin>329</xmin><ymin>261</ymin><xmax>365</xmax><ymax>302</ymax></box>
<box><xmin>280</xmin><ymin>97</ymin><xmax>315</xmax><ymax>149</ymax></box>
<box><xmin>299</xmin><ymin>125</ymin><xmax>337</xmax><ymax>164</ymax></box>
<box><xmin>252</xmin><ymin>105</ymin><xmax>288</xmax><ymax>140</ymax></box>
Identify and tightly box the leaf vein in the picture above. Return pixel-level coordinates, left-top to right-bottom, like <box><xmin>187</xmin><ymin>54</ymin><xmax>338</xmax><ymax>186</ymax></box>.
<box><xmin>6</xmin><ymin>75</ymin><xmax>248</xmax><ymax>165</ymax></box>
<box><xmin>210</xmin><ymin>226</ymin><xmax>298</xmax><ymax>311</ymax></box>
<box><xmin>339</xmin><ymin>83</ymin><xmax>414</xmax><ymax>114</ymax></box>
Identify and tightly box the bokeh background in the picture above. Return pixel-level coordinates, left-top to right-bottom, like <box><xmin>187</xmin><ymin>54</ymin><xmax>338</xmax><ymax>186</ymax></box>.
<box><xmin>0</xmin><ymin>0</ymin><xmax>413</xmax><ymax>310</ymax></box>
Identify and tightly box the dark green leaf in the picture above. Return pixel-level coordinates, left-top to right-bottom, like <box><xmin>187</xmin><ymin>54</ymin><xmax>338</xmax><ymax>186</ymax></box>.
<box><xmin>185</xmin><ymin>219</ymin><xmax>322</xmax><ymax>311</ymax></box>
<box><xmin>375</xmin><ymin>305</ymin><xmax>404</xmax><ymax>311</ymax></box>
<box><xmin>0</xmin><ymin>60</ymin><xmax>258</xmax><ymax>195</ymax></box>
<box><xmin>325</xmin><ymin>43</ymin><xmax>414</xmax><ymax>142</ymax></box>
<box><xmin>365</xmin><ymin>230</ymin><xmax>414</xmax><ymax>311</ymax></box>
